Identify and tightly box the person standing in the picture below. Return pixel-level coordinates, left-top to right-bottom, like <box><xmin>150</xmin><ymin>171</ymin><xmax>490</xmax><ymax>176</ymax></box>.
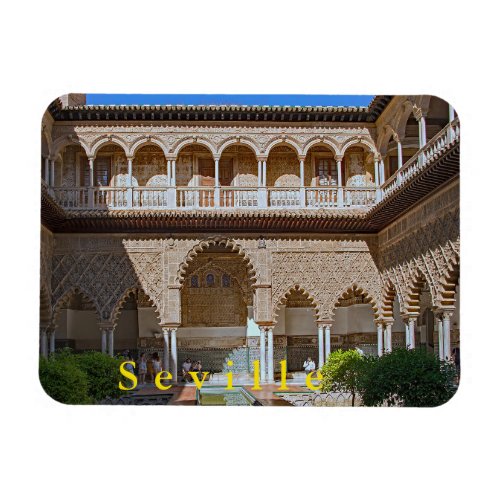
<box><xmin>151</xmin><ymin>352</ymin><xmax>162</xmax><ymax>381</ymax></box>
<box><xmin>138</xmin><ymin>352</ymin><xmax>148</xmax><ymax>385</ymax></box>
<box><xmin>303</xmin><ymin>357</ymin><xmax>315</xmax><ymax>374</ymax></box>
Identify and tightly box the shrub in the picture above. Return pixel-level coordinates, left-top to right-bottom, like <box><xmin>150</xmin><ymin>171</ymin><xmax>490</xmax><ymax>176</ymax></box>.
<box><xmin>321</xmin><ymin>349</ymin><xmax>365</xmax><ymax>406</ymax></box>
<box><xmin>74</xmin><ymin>352</ymin><xmax>124</xmax><ymax>402</ymax></box>
<box><xmin>39</xmin><ymin>355</ymin><xmax>91</xmax><ymax>405</ymax></box>
<box><xmin>359</xmin><ymin>348</ymin><xmax>457</xmax><ymax>407</ymax></box>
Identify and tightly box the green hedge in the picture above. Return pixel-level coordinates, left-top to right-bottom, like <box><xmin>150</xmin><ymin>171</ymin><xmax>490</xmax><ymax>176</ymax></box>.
<box><xmin>321</xmin><ymin>347</ymin><xmax>458</xmax><ymax>407</ymax></box>
<box><xmin>39</xmin><ymin>349</ymin><xmax>126</xmax><ymax>404</ymax></box>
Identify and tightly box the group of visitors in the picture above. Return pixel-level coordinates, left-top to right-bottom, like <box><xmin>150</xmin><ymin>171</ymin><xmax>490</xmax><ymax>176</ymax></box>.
<box><xmin>181</xmin><ymin>358</ymin><xmax>203</xmax><ymax>382</ymax></box>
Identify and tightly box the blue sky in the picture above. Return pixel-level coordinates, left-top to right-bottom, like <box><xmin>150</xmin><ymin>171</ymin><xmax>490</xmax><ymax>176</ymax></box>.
<box><xmin>86</xmin><ymin>94</ymin><xmax>374</xmax><ymax>107</ymax></box>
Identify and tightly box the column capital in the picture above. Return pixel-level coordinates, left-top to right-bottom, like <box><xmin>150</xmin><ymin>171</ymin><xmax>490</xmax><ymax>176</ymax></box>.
<box><xmin>298</xmin><ymin>155</ymin><xmax>306</xmax><ymax>162</ymax></box>
<box><xmin>160</xmin><ymin>323</ymin><xmax>180</xmax><ymax>330</ymax></box>
<box><xmin>335</xmin><ymin>154</ymin><xmax>343</xmax><ymax>162</ymax></box>
<box><xmin>213</xmin><ymin>155</ymin><xmax>221</xmax><ymax>161</ymax></box>
<box><xmin>98</xmin><ymin>322</ymin><xmax>114</xmax><ymax>331</ymax></box>
<box><xmin>166</xmin><ymin>154</ymin><xmax>177</xmax><ymax>161</ymax></box>
<box><xmin>256</xmin><ymin>155</ymin><xmax>268</xmax><ymax>162</ymax></box>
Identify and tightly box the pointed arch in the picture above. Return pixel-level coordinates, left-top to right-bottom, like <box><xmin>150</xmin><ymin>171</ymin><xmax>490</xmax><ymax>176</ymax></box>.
<box><xmin>177</xmin><ymin>237</ymin><xmax>257</xmax><ymax>285</ymax></box>
<box><xmin>109</xmin><ymin>286</ymin><xmax>161</xmax><ymax>328</ymax></box>
<box><xmin>333</xmin><ymin>284</ymin><xmax>379</xmax><ymax>318</ymax></box>
<box><xmin>50</xmin><ymin>286</ymin><xmax>100</xmax><ymax>329</ymax></box>
<box><xmin>272</xmin><ymin>284</ymin><xmax>320</xmax><ymax>322</ymax></box>
<box><xmin>402</xmin><ymin>268</ymin><xmax>435</xmax><ymax>316</ymax></box>
<box><xmin>378</xmin><ymin>280</ymin><xmax>398</xmax><ymax>321</ymax></box>
<box><xmin>436</xmin><ymin>254</ymin><xmax>460</xmax><ymax>309</ymax></box>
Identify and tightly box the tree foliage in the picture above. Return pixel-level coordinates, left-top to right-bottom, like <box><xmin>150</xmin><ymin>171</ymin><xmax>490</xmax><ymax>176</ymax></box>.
<box><xmin>39</xmin><ymin>349</ymin><xmax>125</xmax><ymax>404</ymax></box>
<box><xmin>39</xmin><ymin>354</ymin><xmax>91</xmax><ymax>405</ymax></box>
<box><xmin>321</xmin><ymin>349</ymin><xmax>365</xmax><ymax>406</ymax></box>
<box><xmin>359</xmin><ymin>348</ymin><xmax>457</xmax><ymax>407</ymax></box>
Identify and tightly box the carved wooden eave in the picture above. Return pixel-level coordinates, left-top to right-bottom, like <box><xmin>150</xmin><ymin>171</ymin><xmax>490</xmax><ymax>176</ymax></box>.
<box><xmin>48</xmin><ymin>96</ymin><xmax>393</xmax><ymax>124</ymax></box>
<box><xmin>367</xmin><ymin>141</ymin><xmax>460</xmax><ymax>228</ymax></box>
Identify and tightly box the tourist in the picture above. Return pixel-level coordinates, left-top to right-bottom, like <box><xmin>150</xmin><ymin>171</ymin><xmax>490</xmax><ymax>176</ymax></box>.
<box><xmin>303</xmin><ymin>357</ymin><xmax>315</xmax><ymax>374</ymax></box>
<box><xmin>182</xmin><ymin>358</ymin><xmax>192</xmax><ymax>382</ymax></box>
<box><xmin>151</xmin><ymin>352</ymin><xmax>162</xmax><ymax>380</ymax></box>
<box><xmin>138</xmin><ymin>353</ymin><xmax>148</xmax><ymax>385</ymax></box>
<box><xmin>124</xmin><ymin>354</ymin><xmax>136</xmax><ymax>389</ymax></box>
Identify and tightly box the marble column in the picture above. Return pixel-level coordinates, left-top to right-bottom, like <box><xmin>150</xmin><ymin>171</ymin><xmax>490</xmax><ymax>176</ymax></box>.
<box><xmin>267</xmin><ymin>327</ymin><xmax>274</xmax><ymax>382</ymax></box>
<box><xmin>170</xmin><ymin>328</ymin><xmax>178</xmax><ymax>382</ymax></box>
<box><xmin>127</xmin><ymin>157</ymin><xmax>133</xmax><ymax>207</ymax></box>
<box><xmin>50</xmin><ymin>159</ymin><xmax>55</xmax><ymax>187</ymax></box>
<box><xmin>317</xmin><ymin>324</ymin><xmax>325</xmax><ymax>368</ymax></box>
<box><xmin>419</xmin><ymin>116</ymin><xmax>427</xmax><ymax>147</ymax></box>
<box><xmin>374</xmin><ymin>159</ymin><xmax>380</xmax><ymax>185</ymax></box>
<box><xmin>44</xmin><ymin>157</ymin><xmax>49</xmax><ymax>184</ymax></box>
<box><xmin>380</xmin><ymin>157</ymin><xmax>386</xmax><ymax>184</ymax></box>
<box><xmin>49</xmin><ymin>329</ymin><xmax>56</xmax><ymax>354</ymax></box>
<box><xmin>40</xmin><ymin>327</ymin><xmax>48</xmax><ymax>358</ymax></box>
<box><xmin>408</xmin><ymin>316</ymin><xmax>416</xmax><ymax>349</ymax></box>
<box><xmin>88</xmin><ymin>158</ymin><xmax>94</xmax><ymax>187</ymax></box>
<box><xmin>442</xmin><ymin>311</ymin><xmax>452</xmax><ymax>361</ymax></box>
<box><xmin>162</xmin><ymin>327</ymin><xmax>170</xmax><ymax>373</ymax></box>
<box><xmin>384</xmin><ymin>323</ymin><xmax>392</xmax><ymax>353</ymax></box>
<box><xmin>405</xmin><ymin>321</ymin><xmax>410</xmax><ymax>347</ymax></box>
<box><xmin>107</xmin><ymin>329</ymin><xmax>114</xmax><ymax>357</ymax></box>
<box><xmin>167</xmin><ymin>160</ymin><xmax>171</xmax><ymax>184</ymax></box>
<box><xmin>299</xmin><ymin>158</ymin><xmax>306</xmax><ymax>207</ymax></box>
<box><xmin>437</xmin><ymin>315</ymin><xmax>444</xmax><ymax>360</ymax></box>
<box><xmin>397</xmin><ymin>141</ymin><xmax>403</xmax><ymax>170</ymax></box>
<box><xmin>377</xmin><ymin>322</ymin><xmax>384</xmax><ymax>357</ymax></box>
<box><xmin>257</xmin><ymin>160</ymin><xmax>262</xmax><ymax>186</ymax></box>
<box><xmin>336</xmin><ymin>157</ymin><xmax>344</xmax><ymax>207</ymax></box>
<box><xmin>101</xmin><ymin>328</ymin><xmax>107</xmax><ymax>354</ymax></box>
<box><xmin>324</xmin><ymin>325</ymin><xmax>331</xmax><ymax>361</ymax></box>
<box><xmin>262</xmin><ymin>160</ymin><xmax>267</xmax><ymax>186</ymax></box>
<box><xmin>259</xmin><ymin>326</ymin><xmax>266</xmax><ymax>382</ymax></box>
<box><xmin>214</xmin><ymin>158</ymin><xmax>220</xmax><ymax>207</ymax></box>
<box><xmin>171</xmin><ymin>160</ymin><xmax>176</xmax><ymax>186</ymax></box>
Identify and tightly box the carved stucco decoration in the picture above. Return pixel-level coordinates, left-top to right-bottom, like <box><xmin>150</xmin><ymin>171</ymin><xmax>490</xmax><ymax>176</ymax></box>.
<box><xmin>380</xmin><ymin>208</ymin><xmax>460</xmax><ymax>314</ymax></box>
<box><xmin>51</xmin><ymin>250</ymin><xmax>164</xmax><ymax>324</ymax></box>
<box><xmin>271</xmin><ymin>250</ymin><xmax>383</xmax><ymax>322</ymax></box>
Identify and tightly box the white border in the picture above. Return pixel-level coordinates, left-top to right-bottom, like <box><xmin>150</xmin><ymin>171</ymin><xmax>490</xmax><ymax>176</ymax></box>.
<box><xmin>0</xmin><ymin>1</ymin><xmax>498</xmax><ymax>499</ymax></box>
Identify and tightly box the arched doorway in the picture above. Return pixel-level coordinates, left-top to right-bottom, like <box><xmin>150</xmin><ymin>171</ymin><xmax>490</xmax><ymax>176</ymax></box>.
<box><xmin>179</xmin><ymin>242</ymin><xmax>254</xmax><ymax>374</ymax></box>
<box><xmin>274</xmin><ymin>287</ymin><xmax>318</xmax><ymax>372</ymax></box>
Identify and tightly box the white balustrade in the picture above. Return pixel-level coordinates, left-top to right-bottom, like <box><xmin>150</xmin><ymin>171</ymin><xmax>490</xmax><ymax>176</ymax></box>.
<box><xmin>177</xmin><ymin>187</ymin><xmax>215</xmax><ymax>209</ymax></box>
<box><xmin>269</xmin><ymin>187</ymin><xmax>301</xmax><ymax>208</ymax></box>
<box><xmin>305</xmin><ymin>187</ymin><xmax>338</xmax><ymax>208</ymax></box>
<box><xmin>220</xmin><ymin>187</ymin><xmax>259</xmax><ymax>208</ymax></box>
<box><xmin>381</xmin><ymin>118</ymin><xmax>460</xmax><ymax>201</ymax></box>
<box><xmin>48</xmin><ymin>120</ymin><xmax>459</xmax><ymax>212</ymax></box>
<box><xmin>343</xmin><ymin>187</ymin><xmax>377</xmax><ymax>207</ymax></box>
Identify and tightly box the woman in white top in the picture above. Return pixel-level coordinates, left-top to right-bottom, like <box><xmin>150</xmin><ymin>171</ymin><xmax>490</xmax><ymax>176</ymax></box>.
<box><xmin>303</xmin><ymin>357</ymin><xmax>316</xmax><ymax>374</ymax></box>
<box><xmin>151</xmin><ymin>352</ymin><xmax>162</xmax><ymax>380</ymax></box>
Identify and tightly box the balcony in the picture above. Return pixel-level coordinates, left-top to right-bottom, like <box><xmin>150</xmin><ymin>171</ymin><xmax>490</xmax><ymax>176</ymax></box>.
<box><xmin>48</xmin><ymin>185</ymin><xmax>377</xmax><ymax>210</ymax></box>
<box><xmin>43</xmin><ymin>119</ymin><xmax>459</xmax><ymax>217</ymax></box>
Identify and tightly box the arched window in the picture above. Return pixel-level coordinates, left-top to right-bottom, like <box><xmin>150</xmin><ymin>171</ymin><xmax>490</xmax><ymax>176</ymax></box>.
<box><xmin>206</xmin><ymin>274</ymin><xmax>215</xmax><ymax>287</ymax></box>
<box><xmin>222</xmin><ymin>274</ymin><xmax>231</xmax><ymax>287</ymax></box>
<box><xmin>191</xmin><ymin>275</ymin><xmax>199</xmax><ymax>288</ymax></box>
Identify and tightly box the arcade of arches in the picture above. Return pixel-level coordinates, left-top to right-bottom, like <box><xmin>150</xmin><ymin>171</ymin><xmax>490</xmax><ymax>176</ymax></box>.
<box><xmin>40</xmin><ymin>95</ymin><xmax>460</xmax><ymax>381</ymax></box>
<box><xmin>40</xmin><ymin>177</ymin><xmax>460</xmax><ymax>381</ymax></box>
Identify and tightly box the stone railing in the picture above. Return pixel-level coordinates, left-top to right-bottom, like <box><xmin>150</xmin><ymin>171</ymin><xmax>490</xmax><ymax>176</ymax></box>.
<box><xmin>48</xmin><ymin>185</ymin><xmax>377</xmax><ymax>210</ymax></box>
<box><xmin>380</xmin><ymin>118</ymin><xmax>460</xmax><ymax>201</ymax></box>
<box><xmin>46</xmin><ymin>120</ymin><xmax>459</xmax><ymax>212</ymax></box>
